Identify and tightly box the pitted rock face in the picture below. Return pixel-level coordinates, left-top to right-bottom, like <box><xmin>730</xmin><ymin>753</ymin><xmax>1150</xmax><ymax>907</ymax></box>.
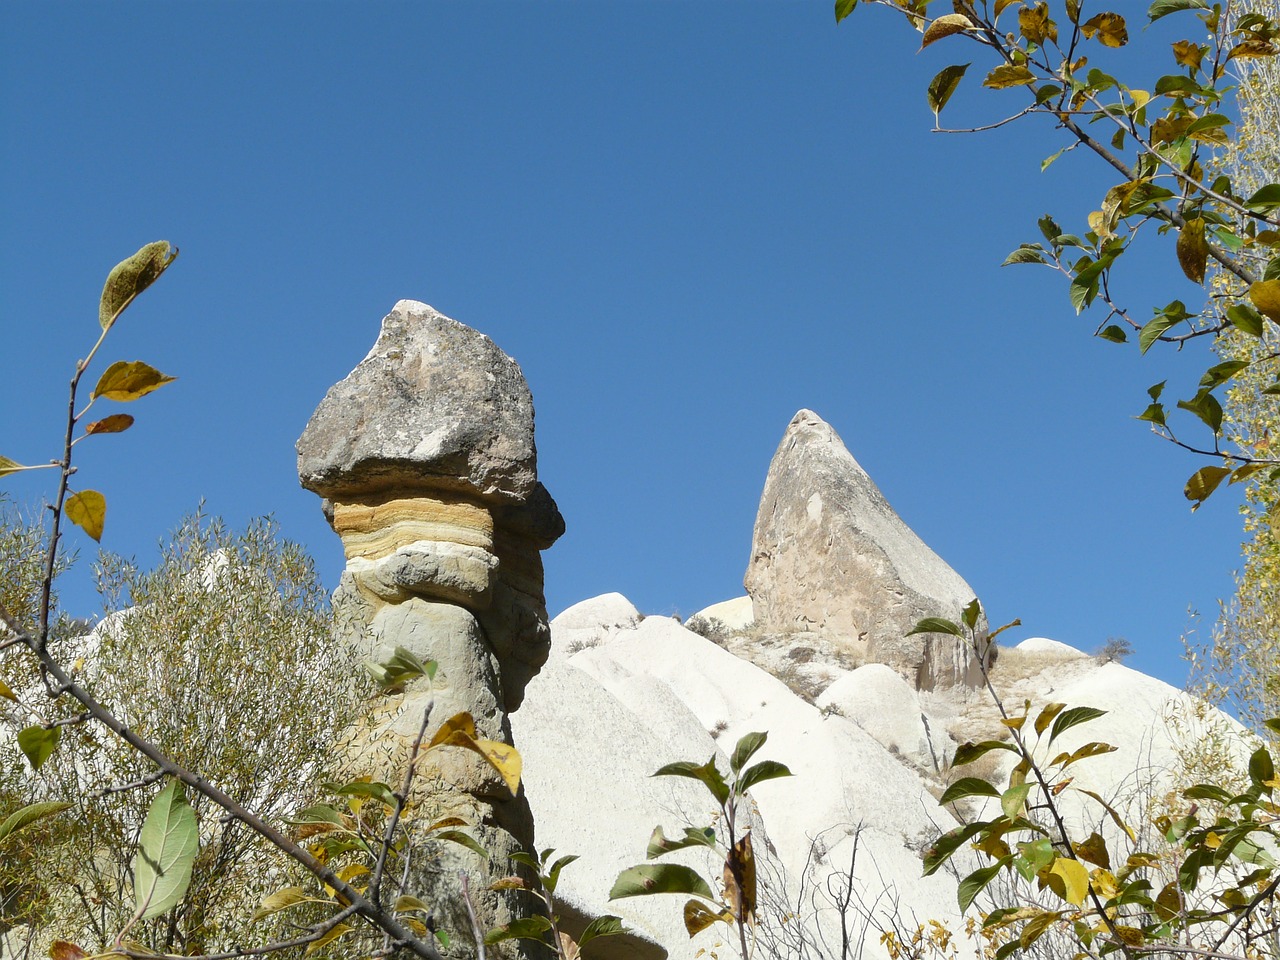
<box><xmin>745</xmin><ymin>409</ymin><xmax>987</xmax><ymax>691</ymax></box>
<box><xmin>297</xmin><ymin>300</ymin><xmax>539</xmax><ymax>503</ymax></box>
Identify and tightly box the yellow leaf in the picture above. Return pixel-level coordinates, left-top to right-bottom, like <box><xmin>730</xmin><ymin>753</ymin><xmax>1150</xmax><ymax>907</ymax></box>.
<box><xmin>1048</xmin><ymin>857</ymin><xmax>1089</xmax><ymax>905</ymax></box>
<box><xmin>99</xmin><ymin>241</ymin><xmax>177</xmax><ymax>331</ymax></box>
<box><xmin>305</xmin><ymin>923</ymin><xmax>351</xmax><ymax>954</ymax></box>
<box><xmin>84</xmin><ymin>414</ymin><xmax>136</xmax><ymax>436</ymax></box>
<box><xmin>0</xmin><ymin>455</ymin><xmax>31</xmax><ymax>478</ymax></box>
<box><xmin>0</xmin><ymin>679</ymin><xmax>16</xmax><ymax>701</ymax></box>
<box><xmin>1129</xmin><ymin>89</ymin><xmax>1150</xmax><ymax>108</ymax></box>
<box><xmin>1090</xmin><ymin>868</ymin><xmax>1118</xmax><ymax>899</ymax></box>
<box><xmin>251</xmin><ymin>887</ymin><xmax>312</xmax><ymax>921</ymax></box>
<box><xmin>429</xmin><ymin>714</ymin><xmax>523</xmax><ymax>795</ymax></box>
<box><xmin>1177</xmin><ymin>218</ymin><xmax>1209</xmax><ymax>284</ymax></box>
<box><xmin>683</xmin><ymin>899</ymin><xmax>733</xmax><ymax>937</ymax></box>
<box><xmin>472</xmin><ymin>738</ymin><xmax>522</xmax><ymax>795</ymax></box>
<box><xmin>1172</xmin><ymin>40</ymin><xmax>1204</xmax><ymax>70</ymax></box>
<box><xmin>723</xmin><ymin>832</ymin><xmax>756</xmax><ymax>923</ymax></box>
<box><xmin>993</xmin><ymin>0</ymin><xmax>1019</xmax><ymax>19</ymax></box>
<box><xmin>1019</xmin><ymin>3</ymin><xmax>1057</xmax><ymax>44</ymax></box>
<box><xmin>984</xmin><ymin>64</ymin><xmax>1036</xmax><ymax>89</ymax></box>
<box><xmin>66</xmin><ymin>490</ymin><xmax>106</xmax><ymax>542</ymax></box>
<box><xmin>428</xmin><ymin>711</ymin><xmax>478</xmax><ymax>748</ymax></box>
<box><xmin>1229</xmin><ymin>39</ymin><xmax>1279</xmax><ymax>60</ymax></box>
<box><xmin>921</xmin><ymin>13</ymin><xmax>973</xmax><ymax>49</ymax></box>
<box><xmin>92</xmin><ymin>361</ymin><xmax>177</xmax><ymax>402</ymax></box>
<box><xmin>1249</xmin><ymin>280</ymin><xmax>1280</xmax><ymax>323</ymax></box>
<box><xmin>1081</xmin><ymin>13</ymin><xmax>1127</xmax><ymax>47</ymax></box>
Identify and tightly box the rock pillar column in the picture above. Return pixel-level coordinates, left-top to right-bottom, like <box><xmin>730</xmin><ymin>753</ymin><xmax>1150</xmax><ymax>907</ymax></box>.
<box><xmin>297</xmin><ymin>300</ymin><xmax>564</xmax><ymax>957</ymax></box>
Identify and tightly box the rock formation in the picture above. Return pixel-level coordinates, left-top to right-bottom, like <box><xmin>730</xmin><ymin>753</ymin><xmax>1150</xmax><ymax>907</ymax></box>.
<box><xmin>297</xmin><ymin>300</ymin><xmax>563</xmax><ymax>957</ymax></box>
<box><xmin>744</xmin><ymin>409</ymin><xmax>988</xmax><ymax>690</ymax></box>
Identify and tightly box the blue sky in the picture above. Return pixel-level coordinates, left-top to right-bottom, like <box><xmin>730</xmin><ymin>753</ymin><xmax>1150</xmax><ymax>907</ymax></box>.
<box><xmin>1</xmin><ymin>2</ymin><xmax>1245</xmax><ymax>688</ymax></box>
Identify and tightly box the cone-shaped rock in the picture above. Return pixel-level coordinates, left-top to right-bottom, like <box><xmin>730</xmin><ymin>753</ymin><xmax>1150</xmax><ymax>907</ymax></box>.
<box><xmin>745</xmin><ymin>409</ymin><xmax>986</xmax><ymax>690</ymax></box>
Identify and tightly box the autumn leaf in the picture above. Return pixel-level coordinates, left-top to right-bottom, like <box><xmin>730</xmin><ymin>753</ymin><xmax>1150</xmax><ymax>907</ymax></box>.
<box><xmin>1081</xmin><ymin>13</ymin><xmax>1127</xmax><ymax>47</ymax></box>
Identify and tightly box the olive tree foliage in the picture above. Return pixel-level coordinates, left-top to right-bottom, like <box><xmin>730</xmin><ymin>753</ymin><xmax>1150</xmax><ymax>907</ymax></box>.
<box><xmin>0</xmin><ymin>511</ymin><xmax>363</xmax><ymax>954</ymax></box>
<box><xmin>0</xmin><ymin>245</ymin><xmax>573</xmax><ymax>960</ymax></box>
<box><xmin>1190</xmin><ymin>0</ymin><xmax>1280</xmax><ymax>748</ymax></box>
<box><xmin>836</xmin><ymin>0</ymin><xmax>1280</xmax><ymax>508</ymax></box>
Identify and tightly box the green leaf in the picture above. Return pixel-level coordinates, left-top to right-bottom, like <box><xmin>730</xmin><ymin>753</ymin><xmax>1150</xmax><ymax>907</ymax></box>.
<box><xmin>648</xmin><ymin>825</ymin><xmax>717</xmax><ymax>858</ymax></box>
<box><xmin>961</xmin><ymin>598</ymin><xmax>982</xmax><ymax>630</ymax></box>
<box><xmin>1147</xmin><ymin>380</ymin><xmax>1166</xmax><ymax>402</ymax></box>
<box><xmin>1002</xmin><ymin>782</ymin><xmax>1032</xmax><ymax>818</ymax></box>
<box><xmin>939</xmin><ymin>777</ymin><xmax>1002</xmax><ymax>805</ymax></box>
<box><xmin>1038</xmin><ymin>215</ymin><xmax>1062</xmax><ymax>241</ymax></box>
<box><xmin>366</xmin><ymin>646</ymin><xmax>435</xmax><ymax>693</ymax></box>
<box><xmin>331</xmin><ymin>779</ymin><xmax>397</xmax><ymax>808</ymax></box>
<box><xmin>1244</xmin><ymin>184</ymin><xmax>1280</xmax><ymax>214</ymax></box>
<box><xmin>66</xmin><ymin>490</ymin><xmax>106</xmax><ymax>542</ymax></box>
<box><xmin>1047</xmin><ymin>706</ymin><xmax>1106</xmax><ymax>746</ymax></box>
<box><xmin>1147</xmin><ymin>0</ymin><xmax>1208</xmax><ymax>22</ymax></box>
<box><xmin>834</xmin><ymin>0</ymin><xmax>857</xmax><ymax>23</ymax></box>
<box><xmin>545</xmin><ymin>853</ymin><xmax>579</xmax><ymax>894</ymax></box>
<box><xmin>652</xmin><ymin>758</ymin><xmax>730</xmax><ymax>806</ymax></box>
<box><xmin>1176</xmin><ymin>390</ymin><xmax>1223</xmax><ymax>433</ymax></box>
<box><xmin>737</xmin><ymin>759</ymin><xmax>793</xmax><ymax>794</ymax></box>
<box><xmin>924</xmin><ymin>821</ymin><xmax>989</xmax><ymax>876</ymax></box>
<box><xmin>1003</xmin><ymin>244</ymin><xmax>1048</xmax><ymax>266</ymax></box>
<box><xmin>1139</xmin><ymin>301</ymin><xmax>1193</xmax><ymax>353</ymax></box>
<box><xmin>1200</xmin><ymin>360</ymin><xmax>1249</xmax><ymax>390</ymax></box>
<box><xmin>578</xmin><ymin>915</ymin><xmax>626</xmax><ymax>947</ymax></box>
<box><xmin>1098</xmin><ymin>325</ymin><xmax>1127</xmax><ymax>343</ymax></box>
<box><xmin>907</xmin><ymin>617</ymin><xmax>964</xmax><ymax>638</ymax></box>
<box><xmin>730</xmin><ymin>731</ymin><xmax>767</xmax><ymax>774</ymax></box>
<box><xmin>952</xmin><ymin>740</ymin><xmax>1017</xmax><ymax>767</ymax></box>
<box><xmin>100</xmin><ymin>241</ymin><xmax>178</xmax><ymax>331</ymax></box>
<box><xmin>1227</xmin><ymin>303</ymin><xmax>1265</xmax><ymax>337</ymax></box>
<box><xmin>485</xmin><ymin>916</ymin><xmax>553</xmax><ymax>945</ymax></box>
<box><xmin>134</xmin><ymin>780</ymin><xmax>199</xmax><ymax>920</ymax></box>
<box><xmin>16</xmin><ymin>726</ymin><xmax>60</xmax><ymax>771</ymax></box>
<box><xmin>609</xmin><ymin>863</ymin><xmax>715</xmax><ymax>901</ymax></box>
<box><xmin>1248</xmin><ymin>746</ymin><xmax>1275</xmax><ymax>788</ymax></box>
<box><xmin>927</xmin><ymin>63</ymin><xmax>971</xmax><ymax>117</ymax></box>
<box><xmin>92</xmin><ymin>361</ymin><xmax>177</xmax><ymax>402</ymax></box>
<box><xmin>0</xmin><ymin>800</ymin><xmax>72</xmax><ymax>844</ymax></box>
<box><xmin>434</xmin><ymin>829</ymin><xmax>488</xmax><ymax>858</ymax></box>
<box><xmin>1019</xmin><ymin>910</ymin><xmax>1063</xmax><ymax>949</ymax></box>
<box><xmin>1041</xmin><ymin>145</ymin><xmax>1068</xmax><ymax>170</ymax></box>
<box><xmin>959</xmin><ymin>860</ymin><xmax>1007</xmax><ymax>912</ymax></box>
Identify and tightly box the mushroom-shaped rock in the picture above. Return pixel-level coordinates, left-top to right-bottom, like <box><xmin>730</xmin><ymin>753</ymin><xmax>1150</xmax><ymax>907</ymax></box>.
<box><xmin>297</xmin><ymin>301</ymin><xmax>563</xmax><ymax>959</ymax></box>
<box><xmin>745</xmin><ymin>409</ymin><xmax>987</xmax><ymax>691</ymax></box>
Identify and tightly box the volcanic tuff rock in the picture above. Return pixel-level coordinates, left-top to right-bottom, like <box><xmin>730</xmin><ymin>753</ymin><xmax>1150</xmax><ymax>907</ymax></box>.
<box><xmin>297</xmin><ymin>301</ymin><xmax>563</xmax><ymax>959</ymax></box>
<box><xmin>745</xmin><ymin>409</ymin><xmax>988</xmax><ymax>691</ymax></box>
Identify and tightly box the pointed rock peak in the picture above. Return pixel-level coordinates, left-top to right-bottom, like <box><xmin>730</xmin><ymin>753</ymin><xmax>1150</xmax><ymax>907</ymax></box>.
<box><xmin>745</xmin><ymin>409</ymin><xmax>987</xmax><ymax>691</ymax></box>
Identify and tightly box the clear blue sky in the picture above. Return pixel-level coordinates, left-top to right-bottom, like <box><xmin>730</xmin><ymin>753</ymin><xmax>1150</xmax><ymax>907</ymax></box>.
<box><xmin>2</xmin><ymin>2</ymin><xmax>1244</xmax><ymax>688</ymax></box>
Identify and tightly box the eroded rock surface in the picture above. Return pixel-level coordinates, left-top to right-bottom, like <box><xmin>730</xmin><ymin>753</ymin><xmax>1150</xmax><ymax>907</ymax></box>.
<box><xmin>744</xmin><ymin>409</ymin><xmax>987</xmax><ymax>691</ymax></box>
<box><xmin>297</xmin><ymin>300</ymin><xmax>562</xmax><ymax>958</ymax></box>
